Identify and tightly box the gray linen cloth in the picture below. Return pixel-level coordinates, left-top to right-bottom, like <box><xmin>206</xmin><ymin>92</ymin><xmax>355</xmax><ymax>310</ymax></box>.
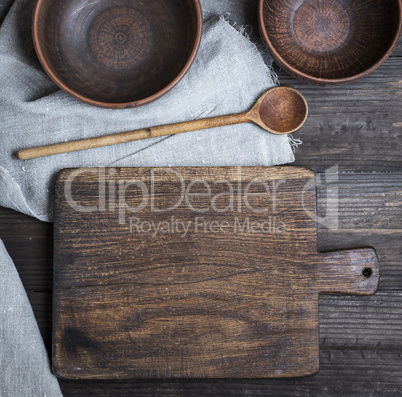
<box><xmin>0</xmin><ymin>240</ymin><xmax>63</xmax><ymax>397</ymax></box>
<box><xmin>0</xmin><ymin>0</ymin><xmax>294</xmax><ymax>394</ymax></box>
<box><xmin>0</xmin><ymin>0</ymin><xmax>294</xmax><ymax>223</ymax></box>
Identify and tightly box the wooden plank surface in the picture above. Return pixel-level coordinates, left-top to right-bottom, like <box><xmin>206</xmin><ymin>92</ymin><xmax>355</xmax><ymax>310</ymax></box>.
<box><xmin>1</xmin><ymin>172</ymin><xmax>400</xmax><ymax>392</ymax></box>
<box><xmin>31</xmin><ymin>292</ymin><xmax>402</xmax><ymax>395</ymax></box>
<box><xmin>52</xmin><ymin>167</ymin><xmax>378</xmax><ymax>379</ymax></box>
<box><xmin>0</xmin><ymin>24</ymin><xmax>400</xmax><ymax>395</ymax></box>
<box><xmin>27</xmin><ymin>289</ymin><xmax>402</xmax><ymax>395</ymax></box>
<box><xmin>33</xmin><ymin>292</ymin><xmax>402</xmax><ymax>353</ymax></box>
<box><xmin>1</xmin><ymin>167</ymin><xmax>400</xmax><ymax>392</ymax></box>
<box><xmin>316</xmin><ymin>173</ymin><xmax>402</xmax><ymax>290</ymax></box>
<box><xmin>287</xmin><ymin>59</ymin><xmax>402</xmax><ymax>172</ymax></box>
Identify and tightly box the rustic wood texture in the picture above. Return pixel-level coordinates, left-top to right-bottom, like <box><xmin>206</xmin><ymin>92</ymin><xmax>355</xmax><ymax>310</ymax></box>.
<box><xmin>33</xmin><ymin>0</ymin><xmax>202</xmax><ymax>108</ymax></box>
<box><xmin>52</xmin><ymin>167</ymin><xmax>378</xmax><ymax>379</ymax></box>
<box><xmin>19</xmin><ymin>290</ymin><xmax>402</xmax><ymax>396</ymax></box>
<box><xmin>287</xmin><ymin>60</ymin><xmax>402</xmax><ymax>172</ymax></box>
<box><xmin>1</xmin><ymin>2</ymin><xmax>400</xmax><ymax>393</ymax></box>
<box><xmin>259</xmin><ymin>0</ymin><xmax>402</xmax><ymax>84</ymax></box>
<box><xmin>1</xmin><ymin>171</ymin><xmax>400</xmax><ymax>394</ymax></box>
<box><xmin>17</xmin><ymin>87</ymin><xmax>308</xmax><ymax>160</ymax></box>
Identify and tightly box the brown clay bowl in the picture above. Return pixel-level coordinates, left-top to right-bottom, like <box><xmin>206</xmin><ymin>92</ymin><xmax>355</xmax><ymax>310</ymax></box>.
<box><xmin>259</xmin><ymin>0</ymin><xmax>402</xmax><ymax>85</ymax></box>
<box><xmin>33</xmin><ymin>0</ymin><xmax>202</xmax><ymax>108</ymax></box>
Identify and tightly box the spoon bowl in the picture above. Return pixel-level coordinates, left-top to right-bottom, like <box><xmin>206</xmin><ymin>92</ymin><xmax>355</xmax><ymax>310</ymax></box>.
<box><xmin>247</xmin><ymin>86</ymin><xmax>308</xmax><ymax>134</ymax></box>
<box><xmin>17</xmin><ymin>87</ymin><xmax>308</xmax><ymax>160</ymax></box>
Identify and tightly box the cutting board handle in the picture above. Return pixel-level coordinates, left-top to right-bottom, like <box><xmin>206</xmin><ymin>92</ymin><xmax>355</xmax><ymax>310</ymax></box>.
<box><xmin>316</xmin><ymin>248</ymin><xmax>379</xmax><ymax>295</ymax></box>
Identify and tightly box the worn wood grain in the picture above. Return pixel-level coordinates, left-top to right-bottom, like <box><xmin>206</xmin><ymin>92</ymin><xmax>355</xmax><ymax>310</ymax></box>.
<box><xmin>316</xmin><ymin>173</ymin><xmax>402</xmax><ymax>290</ymax></box>
<box><xmin>56</xmin><ymin>347</ymin><xmax>402</xmax><ymax>397</ymax></box>
<box><xmin>319</xmin><ymin>292</ymin><xmax>402</xmax><ymax>349</ymax></box>
<box><xmin>57</xmin><ymin>350</ymin><xmax>402</xmax><ymax>396</ymax></box>
<box><xmin>33</xmin><ymin>291</ymin><xmax>402</xmax><ymax>353</ymax></box>
<box><xmin>280</xmin><ymin>57</ymin><xmax>402</xmax><ymax>172</ymax></box>
<box><xmin>0</xmin><ymin>1</ymin><xmax>400</xmax><ymax>394</ymax></box>
<box><xmin>0</xmin><ymin>165</ymin><xmax>399</xmax><ymax>392</ymax></box>
<box><xmin>2</xmin><ymin>172</ymin><xmax>398</xmax><ymax>293</ymax></box>
<box><xmin>31</xmin><ymin>292</ymin><xmax>402</xmax><ymax>354</ymax></box>
<box><xmin>0</xmin><ymin>208</ymin><xmax>53</xmax><ymax>291</ymax></box>
<box><xmin>52</xmin><ymin>167</ymin><xmax>378</xmax><ymax>379</ymax></box>
<box><xmin>26</xmin><ymin>291</ymin><xmax>402</xmax><ymax>395</ymax></box>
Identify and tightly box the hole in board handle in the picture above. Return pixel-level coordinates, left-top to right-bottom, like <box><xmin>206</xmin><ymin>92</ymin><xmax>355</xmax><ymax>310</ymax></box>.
<box><xmin>362</xmin><ymin>267</ymin><xmax>373</xmax><ymax>278</ymax></box>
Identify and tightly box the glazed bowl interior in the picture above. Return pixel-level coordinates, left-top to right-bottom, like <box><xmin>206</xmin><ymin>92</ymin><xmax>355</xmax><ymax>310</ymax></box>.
<box><xmin>34</xmin><ymin>0</ymin><xmax>202</xmax><ymax>108</ymax></box>
<box><xmin>259</xmin><ymin>0</ymin><xmax>402</xmax><ymax>84</ymax></box>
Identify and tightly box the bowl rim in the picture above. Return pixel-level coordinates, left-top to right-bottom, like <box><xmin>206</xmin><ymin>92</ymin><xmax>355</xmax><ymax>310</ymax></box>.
<box><xmin>258</xmin><ymin>0</ymin><xmax>402</xmax><ymax>85</ymax></box>
<box><xmin>33</xmin><ymin>0</ymin><xmax>203</xmax><ymax>108</ymax></box>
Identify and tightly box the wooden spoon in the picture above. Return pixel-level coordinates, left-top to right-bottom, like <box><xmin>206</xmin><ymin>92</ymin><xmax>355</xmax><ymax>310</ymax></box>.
<box><xmin>17</xmin><ymin>86</ymin><xmax>308</xmax><ymax>160</ymax></box>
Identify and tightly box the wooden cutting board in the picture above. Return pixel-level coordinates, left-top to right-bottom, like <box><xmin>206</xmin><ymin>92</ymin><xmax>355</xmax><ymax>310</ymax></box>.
<box><xmin>53</xmin><ymin>167</ymin><xmax>378</xmax><ymax>379</ymax></box>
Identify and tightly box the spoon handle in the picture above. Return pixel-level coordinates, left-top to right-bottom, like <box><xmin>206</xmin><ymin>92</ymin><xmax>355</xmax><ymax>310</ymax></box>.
<box><xmin>17</xmin><ymin>111</ymin><xmax>249</xmax><ymax>160</ymax></box>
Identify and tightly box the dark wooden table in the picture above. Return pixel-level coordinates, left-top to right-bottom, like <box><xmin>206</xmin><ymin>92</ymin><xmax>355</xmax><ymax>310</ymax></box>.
<box><xmin>1</xmin><ymin>30</ymin><xmax>401</xmax><ymax>397</ymax></box>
